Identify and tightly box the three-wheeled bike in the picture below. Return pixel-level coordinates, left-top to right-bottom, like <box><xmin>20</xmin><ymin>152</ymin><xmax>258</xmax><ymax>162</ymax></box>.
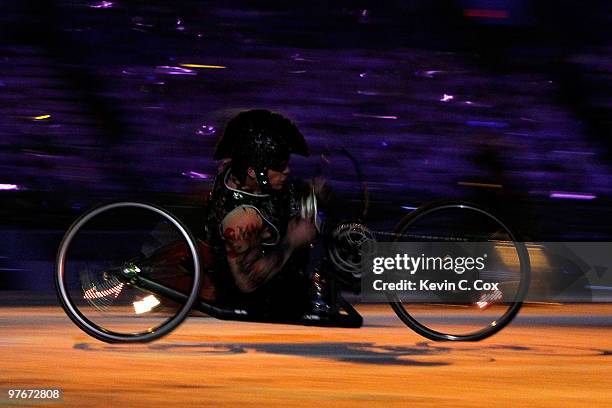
<box><xmin>55</xmin><ymin>149</ymin><xmax>530</xmax><ymax>343</ymax></box>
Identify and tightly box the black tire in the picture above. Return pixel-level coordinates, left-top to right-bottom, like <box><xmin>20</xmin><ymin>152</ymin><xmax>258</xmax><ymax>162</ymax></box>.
<box><xmin>388</xmin><ymin>201</ymin><xmax>530</xmax><ymax>341</ymax></box>
<box><xmin>55</xmin><ymin>202</ymin><xmax>202</xmax><ymax>343</ymax></box>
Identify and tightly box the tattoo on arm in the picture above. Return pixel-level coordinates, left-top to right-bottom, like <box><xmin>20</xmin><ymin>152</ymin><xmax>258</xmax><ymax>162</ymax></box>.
<box><xmin>223</xmin><ymin>224</ymin><xmax>293</xmax><ymax>292</ymax></box>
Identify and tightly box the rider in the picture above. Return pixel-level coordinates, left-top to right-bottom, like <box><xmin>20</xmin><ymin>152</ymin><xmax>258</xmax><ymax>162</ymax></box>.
<box><xmin>202</xmin><ymin>109</ymin><xmax>320</xmax><ymax>318</ymax></box>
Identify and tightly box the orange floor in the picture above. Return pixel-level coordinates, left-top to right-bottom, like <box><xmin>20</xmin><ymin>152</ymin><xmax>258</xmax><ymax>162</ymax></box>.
<box><xmin>1</xmin><ymin>303</ymin><xmax>610</xmax><ymax>407</ymax></box>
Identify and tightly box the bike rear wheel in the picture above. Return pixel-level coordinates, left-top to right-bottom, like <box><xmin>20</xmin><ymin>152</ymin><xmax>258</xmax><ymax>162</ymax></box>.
<box><xmin>388</xmin><ymin>201</ymin><xmax>530</xmax><ymax>341</ymax></box>
<box><xmin>55</xmin><ymin>201</ymin><xmax>202</xmax><ymax>343</ymax></box>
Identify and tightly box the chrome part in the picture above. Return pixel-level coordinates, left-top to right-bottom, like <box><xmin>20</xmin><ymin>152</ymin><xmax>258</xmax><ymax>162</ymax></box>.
<box><xmin>328</xmin><ymin>222</ymin><xmax>376</xmax><ymax>278</ymax></box>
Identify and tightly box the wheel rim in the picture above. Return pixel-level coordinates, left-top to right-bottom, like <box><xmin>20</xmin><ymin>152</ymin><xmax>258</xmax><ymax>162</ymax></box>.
<box><xmin>55</xmin><ymin>202</ymin><xmax>201</xmax><ymax>343</ymax></box>
<box><xmin>388</xmin><ymin>202</ymin><xmax>530</xmax><ymax>341</ymax></box>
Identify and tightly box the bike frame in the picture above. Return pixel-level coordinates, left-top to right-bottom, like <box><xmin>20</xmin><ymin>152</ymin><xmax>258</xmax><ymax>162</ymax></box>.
<box><xmin>117</xmin><ymin>271</ymin><xmax>363</xmax><ymax>328</ymax></box>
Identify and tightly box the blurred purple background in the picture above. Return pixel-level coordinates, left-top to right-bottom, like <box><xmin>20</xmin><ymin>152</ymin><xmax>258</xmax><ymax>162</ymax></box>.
<box><xmin>1</xmin><ymin>0</ymin><xmax>612</xmax><ymax>292</ymax></box>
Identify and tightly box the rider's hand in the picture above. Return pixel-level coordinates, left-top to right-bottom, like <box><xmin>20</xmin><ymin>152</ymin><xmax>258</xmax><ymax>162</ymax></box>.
<box><xmin>286</xmin><ymin>217</ymin><xmax>316</xmax><ymax>249</ymax></box>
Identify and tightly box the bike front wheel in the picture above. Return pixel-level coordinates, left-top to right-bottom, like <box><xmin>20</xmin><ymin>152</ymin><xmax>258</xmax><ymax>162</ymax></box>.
<box><xmin>55</xmin><ymin>201</ymin><xmax>202</xmax><ymax>343</ymax></box>
<box><xmin>388</xmin><ymin>201</ymin><xmax>530</xmax><ymax>341</ymax></box>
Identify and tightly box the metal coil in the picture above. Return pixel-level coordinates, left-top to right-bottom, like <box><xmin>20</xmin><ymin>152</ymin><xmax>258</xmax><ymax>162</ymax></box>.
<box><xmin>327</xmin><ymin>222</ymin><xmax>376</xmax><ymax>278</ymax></box>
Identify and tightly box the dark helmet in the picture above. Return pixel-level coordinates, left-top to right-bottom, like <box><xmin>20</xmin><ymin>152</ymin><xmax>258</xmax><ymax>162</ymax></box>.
<box><xmin>214</xmin><ymin>109</ymin><xmax>309</xmax><ymax>190</ymax></box>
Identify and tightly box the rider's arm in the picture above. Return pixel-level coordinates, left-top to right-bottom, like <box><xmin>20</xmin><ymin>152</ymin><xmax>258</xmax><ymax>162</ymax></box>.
<box><xmin>221</xmin><ymin>206</ymin><xmax>299</xmax><ymax>293</ymax></box>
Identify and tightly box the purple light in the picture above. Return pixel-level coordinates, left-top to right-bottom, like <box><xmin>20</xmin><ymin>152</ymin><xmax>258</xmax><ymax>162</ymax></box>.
<box><xmin>196</xmin><ymin>125</ymin><xmax>216</xmax><ymax>136</ymax></box>
<box><xmin>356</xmin><ymin>90</ymin><xmax>380</xmax><ymax>96</ymax></box>
<box><xmin>155</xmin><ymin>66</ymin><xmax>196</xmax><ymax>76</ymax></box>
<box><xmin>352</xmin><ymin>113</ymin><xmax>398</xmax><ymax>120</ymax></box>
<box><xmin>89</xmin><ymin>1</ymin><xmax>113</xmax><ymax>8</ymax></box>
<box><xmin>440</xmin><ymin>94</ymin><xmax>454</xmax><ymax>102</ymax></box>
<box><xmin>415</xmin><ymin>70</ymin><xmax>442</xmax><ymax>78</ymax></box>
<box><xmin>182</xmin><ymin>171</ymin><xmax>210</xmax><ymax>180</ymax></box>
<box><xmin>291</xmin><ymin>54</ymin><xmax>311</xmax><ymax>62</ymax></box>
<box><xmin>466</xmin><ymin>120</ymin><xmax>508</xmax><ymax>128</ymax></box>
<box><xmin>550</xmin><ymin>191</ymin><xmax>596</xmax><ymax>200</ymax></box>
<box><xmin>0</xmin><ymin>184</ymin><xmax>19</xmax><ymax>191</ymax></box>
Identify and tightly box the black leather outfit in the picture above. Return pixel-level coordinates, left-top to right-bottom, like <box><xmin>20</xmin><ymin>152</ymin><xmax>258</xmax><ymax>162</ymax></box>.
<box><xmin>202</xmin><ymin>163</ymin><xmax>309</xmax><ymax>316</ymax></box>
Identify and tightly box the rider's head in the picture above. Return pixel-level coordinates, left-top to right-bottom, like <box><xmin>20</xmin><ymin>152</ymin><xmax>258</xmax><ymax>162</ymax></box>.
<box><xmin>214</xmin><ymin>109</ymin><xmax>309</xmax><ymax>191</ymax></box>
